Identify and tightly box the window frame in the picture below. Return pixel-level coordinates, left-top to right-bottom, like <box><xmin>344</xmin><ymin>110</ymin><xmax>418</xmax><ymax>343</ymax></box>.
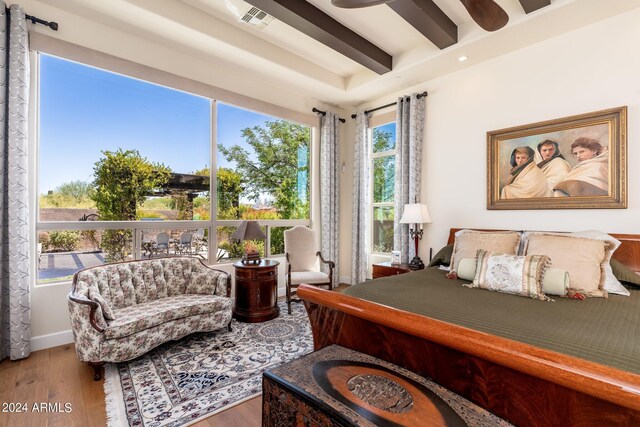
<box><xmin>32</xmin><ymin>45</ymin><xmax>315</xmax><ymax>285</ymax></box>
<box><xmin>369</xmin><ymin>116</ymin><xmax>397</xmax><ymax>255</ymax></box>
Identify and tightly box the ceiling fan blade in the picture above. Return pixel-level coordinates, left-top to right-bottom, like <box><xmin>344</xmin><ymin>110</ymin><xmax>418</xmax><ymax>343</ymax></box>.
<box><xmin>331</xmin><ymin>0</ymin><xmax>393</xmax><ymax>8</ymax></box>
<box><xmin>459</xmin><ymin>0</ymin><xmax>509</xmax><ymax>32</ymax></box>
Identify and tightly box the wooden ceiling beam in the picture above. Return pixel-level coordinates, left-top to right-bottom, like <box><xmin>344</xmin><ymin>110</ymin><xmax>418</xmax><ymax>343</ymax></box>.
<box><xmin>386</xmin><ymin>0</ymin><xmax>457</xmax><ymax>50</ymax></box>
<box><xmin>518</xmin><ymin>0</ymin><xmax>551</xmax><ymax>14</ymax></box>
<box><xmin>244</xmin><ymin>0</ymin><xmax>392</xmax><ymax>74</ymax></box>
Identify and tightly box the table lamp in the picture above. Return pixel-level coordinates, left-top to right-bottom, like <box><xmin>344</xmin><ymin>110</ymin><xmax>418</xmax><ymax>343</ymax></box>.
<box><xmin>399</xmin><ymin>203</ymin><xmax>431</xmax><ymax>270</ymax></box>
<box><xmin>231</xmin><ymin>220</ymin><xmax>266</xmax><ymax>264</ymax></box>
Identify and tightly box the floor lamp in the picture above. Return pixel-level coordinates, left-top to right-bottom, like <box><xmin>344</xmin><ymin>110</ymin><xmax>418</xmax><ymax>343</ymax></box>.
<box><xmin>399</xmin><ymin>203</ymin><xmax>431</xmax><ymax>270</ymax></box>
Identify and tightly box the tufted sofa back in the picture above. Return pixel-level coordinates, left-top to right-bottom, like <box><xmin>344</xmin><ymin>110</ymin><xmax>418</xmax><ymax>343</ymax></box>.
<box><xmin>73</xmin><ymin>257</ymin><xmax>212</xmax><ymax>310</ymax></box>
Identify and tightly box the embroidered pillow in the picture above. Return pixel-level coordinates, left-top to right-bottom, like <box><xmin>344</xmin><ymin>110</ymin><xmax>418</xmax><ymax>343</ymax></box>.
<box><xmin>449</xmin><ymin>230</ymin><xmax>521</xmax><ymax>273</ymax></box>
<box><xmin>469</xmin><ymin>250</ymin><xmax>551</xmax><ymax>301</ymax></box>
<box><xmin>523</xmin><ymin>233</ymin><xmax>609</xmax><ymax>298</ymax></box>
<box><xmin>458</xmin><ymin>257</ymin><xmax>569</xmax><ymax>296</ymax></box>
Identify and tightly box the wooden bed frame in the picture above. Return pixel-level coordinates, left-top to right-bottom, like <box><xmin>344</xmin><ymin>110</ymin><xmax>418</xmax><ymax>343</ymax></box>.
<box><xmin>298</xmin><ymin>229</ymin><xmax>640</xmax><ymax>426</ymax></box>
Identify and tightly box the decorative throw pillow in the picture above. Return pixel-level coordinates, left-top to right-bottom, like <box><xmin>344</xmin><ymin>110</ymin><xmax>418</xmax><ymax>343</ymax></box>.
<box><xmin>540</xmin><ymin>268</ymin><xmax>570</xmax><ymax>296</ymax></box>
<box><xmin>468</xmin><ymin>250</ymin><xmax>551</xmax><ymax>301</ymax></box>
<box><xmin>456</xmin><ymin>258</ymin><xmax>477</xmax><ymax>281</ymax></box>
<box><xmin>427</xmin><ymin>244</ymin><xmax>453</xmax><ymax>268</ymax></box>
<box><xmin>88</xmin><ymin>288</ymin><xmax>115</xmax><ymax>321</ymax></box>
<box><xmin>610</xmin><ymin>258</ymin><xmax>640</xmax><ymax>288</ymax></box>
<box><xmin>449</xmin><ymin>230</ymin><xmax>521</xmax><ymax>273</ymax></box>
<box><xmin>458</xmin><ymin>257</ymin><xmax>569</xmax><ymax>296</ymax></box>
<box><xmin>522</xmin><ymin>230</ymin><xmax>628</xmax><ymax>296</ymax></box>
<box><xmin>523</xmin><ymin>233</ymin><xmax>609</xmax><ymax>298</ymax></box>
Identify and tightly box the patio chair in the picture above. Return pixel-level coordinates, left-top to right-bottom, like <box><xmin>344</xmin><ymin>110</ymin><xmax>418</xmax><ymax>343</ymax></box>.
<box><xmin>153</xmin><ymin>232</ymin><xmax>171</xmax><ymax>256</ymax></box>
<box><xmin>175</xmin><ymin>231</ymin><xmax>194</xmax><ymax>255</ymax></box>
<box><xmin>193</xmin><ymin>229</ymin><xmax>206</xmax><ymax>254</ymax></box>
<box><xmin>284</xmin><ymin>226</ymin><xmax>334</xmax><ymax>314</ymax></box>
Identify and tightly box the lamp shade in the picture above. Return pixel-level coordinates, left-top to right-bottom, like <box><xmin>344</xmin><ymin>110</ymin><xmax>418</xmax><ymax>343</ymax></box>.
<box><xmin>231</xmin><ymin>220</ymin><xmax>266</xmax><ymax>241</ymax></box>
<box><xmin>399</xmin><ymin>203</ymin><xmax>431</xmax><ymax>224</ymax></box>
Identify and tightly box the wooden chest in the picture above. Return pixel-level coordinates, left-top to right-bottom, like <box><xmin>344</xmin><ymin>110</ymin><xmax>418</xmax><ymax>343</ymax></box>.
<box><xmin>262</xmin><ymin>345</ymin><xmax>512</xmax><ymax>427</ymax></box>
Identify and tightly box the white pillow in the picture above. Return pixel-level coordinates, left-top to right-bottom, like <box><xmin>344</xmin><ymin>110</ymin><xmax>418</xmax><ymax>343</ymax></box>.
<box><xmin>522</xmin><ymin>230</ymin><xmax>629</xmax><ymax>296</ymax></box>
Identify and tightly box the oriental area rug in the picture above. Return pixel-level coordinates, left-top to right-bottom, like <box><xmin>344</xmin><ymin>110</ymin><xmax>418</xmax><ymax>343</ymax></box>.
<box><xmin>103</xmin><ymin>301</ymin><xmax>313</xmax><ymax>427</ymax></box>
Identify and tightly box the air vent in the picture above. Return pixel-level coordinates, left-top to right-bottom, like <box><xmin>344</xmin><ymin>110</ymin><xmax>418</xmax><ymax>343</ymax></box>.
<box><xmin>240</xmin><ymin>6</ymin><xmax>274</xmax><ymax>30</ymax></box>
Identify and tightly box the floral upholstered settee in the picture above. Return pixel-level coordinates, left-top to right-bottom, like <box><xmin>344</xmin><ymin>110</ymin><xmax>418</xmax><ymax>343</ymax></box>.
<box><xmin>68</xmin><ymin>257</ymin><xmax>232</xmax><ymax>380</ymax></box>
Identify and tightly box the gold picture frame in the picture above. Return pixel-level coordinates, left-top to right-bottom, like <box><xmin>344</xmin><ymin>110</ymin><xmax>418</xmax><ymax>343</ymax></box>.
<box><xmin>487</xmin><ymin>106</ymin><xmax>627</xmax><ymax>210</ymax></box>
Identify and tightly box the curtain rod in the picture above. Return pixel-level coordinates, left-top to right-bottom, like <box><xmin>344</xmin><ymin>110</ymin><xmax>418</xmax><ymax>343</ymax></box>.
<box><xmin>350</xmin><ymin>91</ymin><xmax>428</xmax><ymax>119</ymax></box>
<box><xmin>312</xmin><ymin>107</ymin><xmax>346</xmax><ymax>123</ymax></box>
<box><xmin>5</xmin><ymin>7</ymin><xmax>59</xmax><ymax>31</ymax></box>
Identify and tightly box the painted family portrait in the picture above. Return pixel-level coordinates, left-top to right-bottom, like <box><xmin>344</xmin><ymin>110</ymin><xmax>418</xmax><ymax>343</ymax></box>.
<box><xmin>487</xmin><ymin>107</ymin><xmax>627</xmax><ymax>210</ymax></box>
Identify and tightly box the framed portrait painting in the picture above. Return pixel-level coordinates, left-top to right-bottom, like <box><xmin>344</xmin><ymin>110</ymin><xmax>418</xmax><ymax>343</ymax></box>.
<box><xmin>487</xmin><ymin>106</ymin><xmax>627</xmax><ymax>210</ymax></box>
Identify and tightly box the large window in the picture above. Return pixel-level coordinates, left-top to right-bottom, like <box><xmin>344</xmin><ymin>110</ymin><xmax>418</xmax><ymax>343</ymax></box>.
<box><xmin>215</xmin><ymin>103</ymin><xmax>310</xmax><ymax>260</ymax></box>
<box><xmin>36</xmin><ymin>54</ymin><xmax>311</xmax><ymax>283</ymax></box>
<box><xmin>371</xmin><ymin>122</ymin><xmax>396</xmax><ymax>254</ymax></box>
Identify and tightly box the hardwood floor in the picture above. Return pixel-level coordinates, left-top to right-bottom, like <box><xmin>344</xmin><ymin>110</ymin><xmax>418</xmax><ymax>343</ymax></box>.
<box><xmin>0</xmin><ymin>285</ymin><xmax>348</xmax><ymax>426</ymax></box>
<box><xmin>0</xmin><ymin>342</ymin><xmax>263</xmax><ymax>427</ymax></box>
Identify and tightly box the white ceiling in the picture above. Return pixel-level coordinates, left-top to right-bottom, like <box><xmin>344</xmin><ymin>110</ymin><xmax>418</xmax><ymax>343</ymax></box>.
<box><xmin>31</xmin><ymin>0</ymin><xmax>640</xmax><ymax>109</ymax></box>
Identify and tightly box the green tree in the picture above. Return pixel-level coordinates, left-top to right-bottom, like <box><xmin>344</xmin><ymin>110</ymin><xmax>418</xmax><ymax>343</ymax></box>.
<box><xmin>57</xmin><ymin>180</ymin><xmax>94</xmax><ymax>201</ymax></box>
<box><xmin>216</xmin><ymin>168</ymin><xmax>243</xmax><ymax>219</ymax></box>
<box><xmin>218</xmin><ymin>120</ymin><xmax>310</xmax><ymax>220</ymax></box>
<box><xmin>373</xmin><ymin>128</ymin><xmax>394</xmax><ymax>152</ymax></box>
<box><xmin>372</xmin><ymin>129</ymin><xmax>395</xmax><ymax>203</ymax></box>
<box><xmin>39</xmin><ymin>180</ymin><xmax>96</xmax><ymax>209</ymax></box>
<box><xmin>91</xmin><ymin>149</ymin><xmax>171</xmax><ymax>261</ymax></box>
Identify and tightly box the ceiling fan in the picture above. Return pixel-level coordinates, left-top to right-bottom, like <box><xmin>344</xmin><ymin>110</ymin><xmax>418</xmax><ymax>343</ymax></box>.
<box><xmin>331</xmin><ymin>0</ymin><xmax>509</xmax><ymax>32</ymax></box>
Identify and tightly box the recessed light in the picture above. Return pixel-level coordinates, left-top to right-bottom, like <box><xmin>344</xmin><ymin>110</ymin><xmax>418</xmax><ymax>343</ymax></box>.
<box><xmin>458</xmin><ymin>55</ymin><xmax>468</xmax><ymax>62</ymax></box>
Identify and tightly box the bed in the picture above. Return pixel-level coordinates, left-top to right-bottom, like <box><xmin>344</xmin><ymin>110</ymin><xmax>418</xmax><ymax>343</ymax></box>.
<box><xmin>298</xmin><ymin>229</ymin><xmax>640</xmax><ymax>427</ymax></box>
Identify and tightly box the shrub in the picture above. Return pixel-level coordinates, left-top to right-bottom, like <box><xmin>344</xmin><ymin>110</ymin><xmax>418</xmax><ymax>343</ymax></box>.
<box><xmin>39</xmin><ymin>232</ymin><xmax>51</xmax><ymax>252</ymax></box>
<box><xmin>48</xmin><ymin>230</ymin><xmax>81</xmax><ymax>252</ymax></box>
<box><xmin>102</xmin><ymin>229</ymin><xmax>133</xmax><ymax>262</ymax></box>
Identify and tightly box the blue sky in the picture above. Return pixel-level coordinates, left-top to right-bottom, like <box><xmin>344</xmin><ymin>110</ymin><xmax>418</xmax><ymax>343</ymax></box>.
<box><xmin>373</xmin><ymin>122</ymin><xmax>397</xmax><ymax>151</ymax></box>
<box><xmin>38</xmin><ymin>54</ymin><xmax>275</xmax><ymax>193</ymax></box>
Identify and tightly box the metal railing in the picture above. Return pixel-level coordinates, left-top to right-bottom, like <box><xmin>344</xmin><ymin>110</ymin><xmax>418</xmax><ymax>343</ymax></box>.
<box><xmin>37</xmin><ymin>219</ymin><xmax>310</xmax><ymax>284</ymax></box>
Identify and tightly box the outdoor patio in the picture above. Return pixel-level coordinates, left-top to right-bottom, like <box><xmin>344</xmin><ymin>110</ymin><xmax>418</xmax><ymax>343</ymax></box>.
<box><xmin>38</xmin><ymin>246</ymin><xmax>213</xmax><ymax>284</ymax></box>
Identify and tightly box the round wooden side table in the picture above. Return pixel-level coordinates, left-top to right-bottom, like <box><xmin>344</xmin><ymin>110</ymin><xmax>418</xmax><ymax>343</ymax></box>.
<box><xmin>233</xmin><ymin>259</ymin><xmax>280</xmax><ymax>323</ymax></box>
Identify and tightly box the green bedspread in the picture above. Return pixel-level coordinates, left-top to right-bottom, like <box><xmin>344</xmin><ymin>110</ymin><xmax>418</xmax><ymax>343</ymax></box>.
<box><xmin>344</xmin><ymin>267</ymin><xmax>640</xmax><ymax>374</ymax></box>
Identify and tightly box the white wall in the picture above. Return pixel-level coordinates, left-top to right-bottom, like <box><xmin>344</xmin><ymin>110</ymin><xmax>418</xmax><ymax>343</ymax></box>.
<box><xmin>339</xmin><ymin>8</ymin><xmax>640</xmax><ymax>282</ymax></box>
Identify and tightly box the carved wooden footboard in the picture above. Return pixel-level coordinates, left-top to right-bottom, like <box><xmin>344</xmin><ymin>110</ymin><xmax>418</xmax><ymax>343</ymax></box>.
<box><xmin>299</xmin><ymin>284</ymin><xmax>640</xmax><ymax>427</ymax></box>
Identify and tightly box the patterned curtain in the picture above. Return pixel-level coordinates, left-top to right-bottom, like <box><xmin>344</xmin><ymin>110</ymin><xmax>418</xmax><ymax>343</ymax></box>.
<box><xmin>0</xmin><ymin>4</ymin><xmax>31</xmax><ymax>361</ymax></box>
<box><xmin>320</xmin><ymin>112</ymin><xmax>339</xmax><ymax>286</ymax></box>
<box><xmin>351</xmin><ymin>111</ymin><xmax>370</xmax><ymax>284</ymax></box>
<box><xmin>393</xmin><ymin>94</ymin><xmax>426</xmax><ymax>264</ymax></box>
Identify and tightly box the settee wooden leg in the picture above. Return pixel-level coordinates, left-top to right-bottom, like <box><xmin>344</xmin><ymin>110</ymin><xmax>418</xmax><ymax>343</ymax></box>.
<box><xmin>227</xmin><ymin>320</ymin><xmax>232</xmax><ymax>332</ymax></box>
<box><xmin>89</xmin><ymin>362</ymin><xmax>104</xmax><ymax>381</ymax></box>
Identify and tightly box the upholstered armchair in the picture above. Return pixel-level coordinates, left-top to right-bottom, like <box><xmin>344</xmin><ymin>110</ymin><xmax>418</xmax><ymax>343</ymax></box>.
<box><xmin>284</xmin><ymin>226</ymin><xmax>335</xmax><ymax>314</ymax></box>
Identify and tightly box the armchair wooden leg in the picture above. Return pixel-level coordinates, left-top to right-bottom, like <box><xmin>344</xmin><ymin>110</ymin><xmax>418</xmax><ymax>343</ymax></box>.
<box><xmin>227</xmin><ymin>320</ymin><xmax>232</xmax><ymax>332</ymax></box>
<box><xmin>89</xmin><ymin>362</ymin><xmax>104</xmax><ymax>381</ymax></box>
<box><xmin>287</xmin><ymin>283</ymin><xmax>292</xmax><ymax>315</ymax></box>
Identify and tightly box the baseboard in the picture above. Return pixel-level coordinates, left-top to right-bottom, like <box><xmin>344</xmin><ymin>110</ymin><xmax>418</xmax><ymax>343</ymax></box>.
<box><xmin>31</xmin><ymin>330</ymin><xmax>74</xmax><ymax>351</ymax></box>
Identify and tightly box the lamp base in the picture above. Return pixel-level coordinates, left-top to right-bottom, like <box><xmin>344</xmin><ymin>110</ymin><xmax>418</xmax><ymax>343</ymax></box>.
<box><xmin>408</xmin><ymin>256</ymin><xmax>425</xmax><ymax>271</ymax></box>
